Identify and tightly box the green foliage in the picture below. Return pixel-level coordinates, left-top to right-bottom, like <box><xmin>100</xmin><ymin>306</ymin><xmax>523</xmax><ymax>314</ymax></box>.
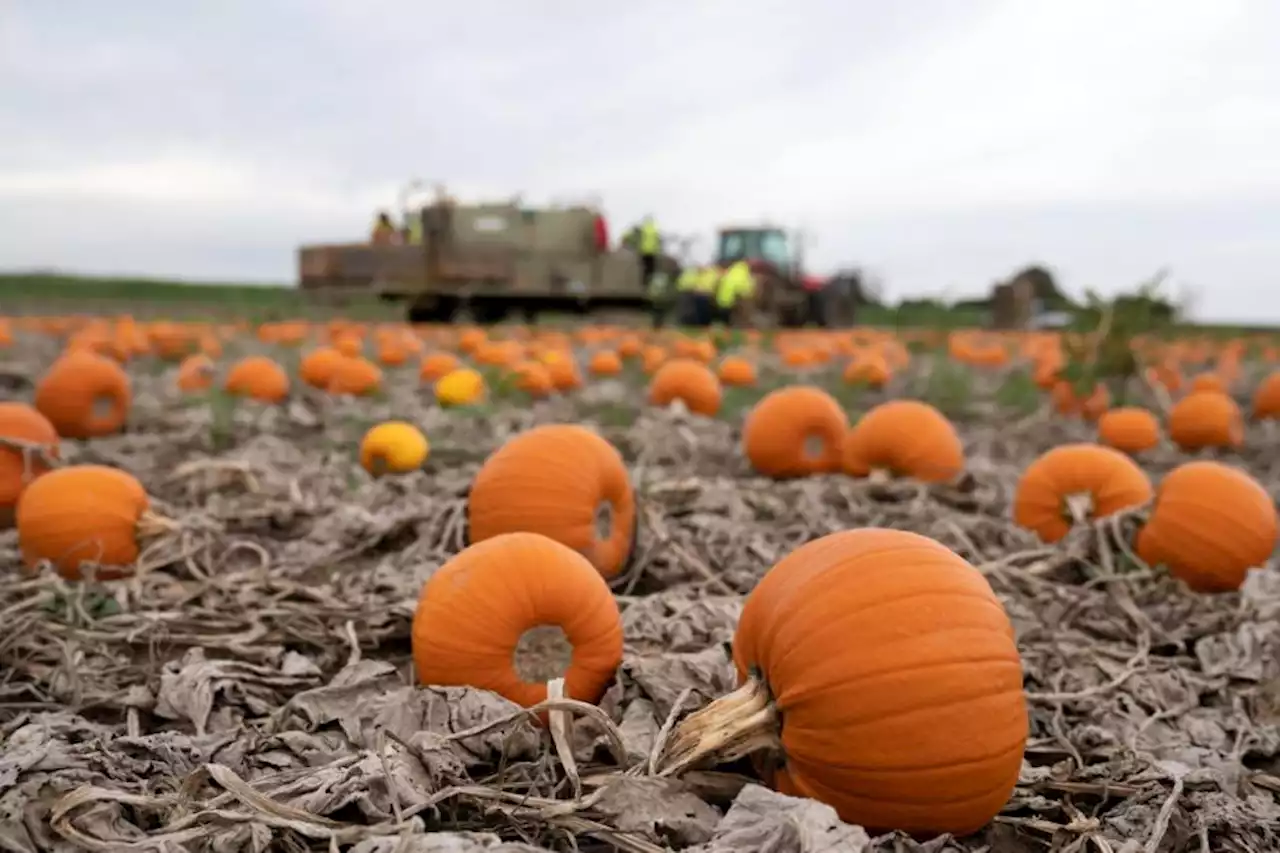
<box><xmin>1061</xmin><ymin>270</ymin><xmax>1179</xmax><ymax>404</ymax></box>
<box><xmin>919</xmin><ymin>359</ymin><xmax>973</xmax><ymax>418</ymax></box>
<box><xmin>995</xmin><ymin>368</ymin><xmax>1042</xmax><ymax>416</ymax></box>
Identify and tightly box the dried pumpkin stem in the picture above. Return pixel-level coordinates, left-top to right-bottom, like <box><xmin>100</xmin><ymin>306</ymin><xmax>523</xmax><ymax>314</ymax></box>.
<box><xmin>867</xmin><ymin>467</ymin><xmax>892</xmax><ymax>485</ymax></box>
<box><xmin>136</xmin><ymin>510</ymin><xmax>180</xmax><ymax>539</ymax></box>
<box><xmin>0</xmin><ymin>436</ymin><xmax>60</xmax><ymax>476</ymax></box>
<box><xmin>1064</xmin><ymin>492</ymin><xmax>1094</xmax><ymax>526</ymax></box>
<box><xmin>656</xmin><ymin>677</ymin><xmax>780</xmax><ymax>777</ymax></box>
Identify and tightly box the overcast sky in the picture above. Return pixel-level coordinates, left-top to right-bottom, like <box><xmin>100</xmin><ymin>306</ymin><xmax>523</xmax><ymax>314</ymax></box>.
<box><xmin>2</xmin><ymin>1</ymin><xmax>1278</xmax><ymax>320</ymax></box>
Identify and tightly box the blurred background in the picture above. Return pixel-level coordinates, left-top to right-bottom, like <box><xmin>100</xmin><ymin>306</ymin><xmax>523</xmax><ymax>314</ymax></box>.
<box><xmin>1</xmin><ymin>0</ymin><xmax>1277</xmax><ymax>322</ymax></box>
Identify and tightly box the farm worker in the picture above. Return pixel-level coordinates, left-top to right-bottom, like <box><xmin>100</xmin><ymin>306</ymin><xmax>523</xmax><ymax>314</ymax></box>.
<box><xmin>648</xmin><ymin>266</ymin><xmax>675</xmax><ymax>329</ymax></box>
<box><xmin>403</xmin><ymin>208</ymin><xmax>424</xmax><ymax>245</ymax></box>
<box><xmin>715</xmin><ymin>260</ymin><xmax>756</xmax><ymax>326</ymax></box>
<box><xmin>370</xmin><ymin>211</ymin><xmax>398</xmax><ymax>245</ymax></box>
<box><xmin>636</xmin><ymin>216</ymin><xmax>662</xmax><ymax>287</ymax></box>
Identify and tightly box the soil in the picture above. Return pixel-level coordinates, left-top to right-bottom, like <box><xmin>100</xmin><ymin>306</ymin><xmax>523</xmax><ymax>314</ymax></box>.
<box><xmin>2</xmin><ymin>330</ymin><xmax>1280</xmax><ymax>852</ymax></box>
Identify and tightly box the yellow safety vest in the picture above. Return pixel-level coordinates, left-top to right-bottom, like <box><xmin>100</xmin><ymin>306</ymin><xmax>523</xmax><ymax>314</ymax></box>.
<box><xmin>695</xmin><ymin>266</ymin><xmax>721</xmax><ymax>294</ymax></box>
<box><xmin>639</xmin><ymin>222</ymin><xmax>660</xmax><ymax>254</ymax></box>
<box><xmin>405</xmin><ymin>212</ymin><xmax>423</xmax><ymax>245</ymax></box>
<box><xmin>676</xmin><ymin>267</ymin><xmax>699</xmax><ymax>292</ymax></box>
<box><xmin>716</xmin><ymin>261</ymin><xmax>755</xmax><ymax>308</ymax></box>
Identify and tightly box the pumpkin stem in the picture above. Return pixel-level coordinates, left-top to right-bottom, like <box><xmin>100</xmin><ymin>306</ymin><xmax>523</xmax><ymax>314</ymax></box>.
<box><xmin>137</xmin><ymin>510</ymin><xmax>180</xmax><ymax>539</ymax></box>
<box><xmin>1064</xmin><ymin>492</ymin><xmax>1094</xmax><ymax>525</ymax></box>
<box><xmin>867</xmin><ymin>467</ymin><xmax>892</xmax><ymax>485</ymax></box>
<box><xmin>655</xmin><ymin>676</ymin><xmax>780</xmax><ymax>777</ymax></box>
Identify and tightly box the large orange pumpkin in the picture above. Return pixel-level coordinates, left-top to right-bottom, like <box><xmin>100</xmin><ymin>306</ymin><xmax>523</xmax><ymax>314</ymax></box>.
<box><xmin>1013</xmin><ymin>444</ymin><xmax>1153</xmax><ymax>543</ymax></box>
<box><xmin>1096</xmin><ymin>407</ymin><xmax>1160</xmax><ymax>455</ymax></box>
<box><xmin>34</xmin><ymin>350</ymin><xmax>132</xmax><ymax>439</ymax></box>
<box><xmin>741</xmin><ymin>386</ymin><xmax>848</xmax><ymax>478</ymax></box>
<box><xmin>468</xmin><ymin>425</ymin><xmax>636</xmax><ymax>579</ymax></box>
<box><xmin>16</xmin><ymin>464</ymin><xmax>171</xmax><ymax>580</ymax></box>
<box><xmin>1167</xmin><ymin>390</ymin><xmax>1243</xmax><ymax>451</ymax></box>
<box><xmin>648</xmin><ymin>359</ymin><xmax>722</xmax><ymax>416</ymax></box>
<box><xmin>660</xmin><ymin>529</ymin><xmax>1026</xmax><ymax>836</ymax></box>
<box><xmin>412</xmin><ymin>532</ymin><xmax>623</xmax><ymax>707</ymax></box>
<box><xmin>299</xmin><ymin>347</ymin><xmax>347</xmax><ymax>390</ymax></box>
<box><xmin>223</xmin><ymin>356</ymin><xmax>290</xmax><ymax>403</ymax></box>
<box><xmin>0</xmin><ymin>403</ymin><xmax>59</xmax><ymax>527</ymax></box>
<box><xmin>1136</xmin><ymin>461</ymin><xmax>1277</xmax><ymax>592</ymax></box>
<box><xmin>842</xmin><ymin>400</ymin><xmax>963</xmax><ymax>483</ymax></box>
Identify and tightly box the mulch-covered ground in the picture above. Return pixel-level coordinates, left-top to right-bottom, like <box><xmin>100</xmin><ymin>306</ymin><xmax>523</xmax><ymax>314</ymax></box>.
<box><xmin>2</xmin><ymin>328</ymin><xmax>1280</xmax><ymax>853</ymax></box>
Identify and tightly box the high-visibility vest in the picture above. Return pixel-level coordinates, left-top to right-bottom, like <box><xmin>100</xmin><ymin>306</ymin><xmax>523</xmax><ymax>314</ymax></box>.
<box><xmin>639</xmin><ymin>222</ymin><xmax>661</xmax><ymax>254</ymax></box>
<box><xmin>695</xmin><ymin>266</ymin><xmax>721</xmax><ymax>294</ymax></box>
<box><xmin>716</xmin><ymin>261</ymin><xmax>755</xmax><ymax>308</ymax></box>
<box><xmin>405</xmin><ymin>212</ymin><xmax>423</xmax><ymax>245</ymax></box>
<box><xmin>676</xmin><ymin>267</ymin><xmax>700</xmax><ymax>292</ymax></box>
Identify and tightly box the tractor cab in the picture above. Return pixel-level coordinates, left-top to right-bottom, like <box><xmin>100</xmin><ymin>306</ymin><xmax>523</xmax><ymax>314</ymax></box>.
<box><xmin>714</xmin><ymin>226</ymin><xmax>797</xmax><ymax>274</ymax></box>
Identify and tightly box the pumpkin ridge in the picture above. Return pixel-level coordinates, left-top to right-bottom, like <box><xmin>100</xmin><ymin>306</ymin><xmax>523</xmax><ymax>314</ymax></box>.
<box><xmin>776</xmin><ymin>654</ymin><xmax>1025</xmax><ymax>711</ymax></box>
<box><xmin>784</xmin><ymin>737</ymin><xmax>1027</xmax><ymax>780</ymax></box>
<box><xmin>782</xmin><ymin>665</ymin><xmax>1027</xmax><ymax>733</ymax></box>
<box><xmin>762</xmin><ymin>588</ymin><xmax>1013</xmax><ymax>671</ymax></box>
<box><xmin>787</xmin><ymin>759</ymin><xmax>1023</xmax><ymax>805</ymax></box>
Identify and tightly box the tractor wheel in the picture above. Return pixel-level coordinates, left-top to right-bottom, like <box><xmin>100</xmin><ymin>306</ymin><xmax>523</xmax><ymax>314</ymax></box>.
<box><xmin>817</xmin><ymin>283</ymin><xmax>858</xmax><ymax>328</ymax></box>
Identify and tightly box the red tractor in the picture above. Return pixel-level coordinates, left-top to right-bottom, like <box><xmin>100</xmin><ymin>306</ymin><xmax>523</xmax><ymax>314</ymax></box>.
<box><xmin>713</xmin><ymin>225</ymin><xmax>860</xmax><ymax>327</ymax></box>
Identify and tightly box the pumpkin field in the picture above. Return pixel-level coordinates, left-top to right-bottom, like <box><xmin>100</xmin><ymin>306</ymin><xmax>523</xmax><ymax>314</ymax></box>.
<box><xmin>3</xmin><ymin>307</ymin><xmax>1280</xmax><ymax>852</ymax></box>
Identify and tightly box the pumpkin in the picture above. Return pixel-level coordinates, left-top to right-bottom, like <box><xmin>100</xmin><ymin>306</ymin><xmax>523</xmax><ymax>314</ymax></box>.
<box><xmin>511</xmin><ymin>361</ymin><xmax>553</xmax><ymax>398</ymax></box>
<box><xmin>742</xmin><ymin>386</ymin><xmax>849</xmax><ymax>478</ymax></box>
<box><xmin>360</xmin><ymin>421</ymin><xmax>429</xmax><ymax>475</ymax></box>
<box><xmin>1167</xmin><ymin>390</ymin><xmax>1243</xmax><ymax>451</ymax></box>
<box><xmin>1136</xmin><ymin>461</ymin><xmax>1277</xmax><ymax>592</ymax></box>
<box><xmin>716</xmin><ymin>356</ymin><xmax>757</xmax><ymax>387</ymax></box>
<box><xmin>328</xmin><ymin>356</ymin><xmax>383</xmax><ymax>396</ymax></box>
<box><xmin>419</xmin><ymin>352</ymin><xmax>461</xmax><ymax>382</ymax></box>
<box><xmin>842</xmin><ymin>400</ymin><xmax>963</xmax><ymax>483</ymax></box>
<box><xmin>16</xmin><ymin>464</ymin><xmax>173</xmax><ymax>580</ymax></box>
<box><xmin>546</xmin><ymin>358</ymin><xmax>583</xmax><ymax>391</ymax></box>
<box><xmin>842</xmin><ymin>352</ymin><xmax>890</xmax><ymax>388</ymax></box>
<box><xmin>648</xmin><ymin>359</ymin><xmax>722</xmax><ymax>416</ymax></box>
<box><xmin>659</xmin><ymin>528</ymin><xmax>1026</xmax><ymax>836</ymax></box>
<box><xmin>224</xmin><ymin>356</ymin><xmax>290</xmax><ymax>403</ymax></box>
<box><xmin>34</xmin><ymin>350</ymin><xmax>132</xmax><ymax>439</ymax></box>
<box><xmin>299</xmin><ymin>347</ymin><xmax>347</xmax><ymax>389</ymax></box>
<box><xmin>436</xmin><ymin>368</ymin><xmax>486</xmax><ymax>406</ymax></box>
<box><xmin>1189</xmin><ymin>372</ymin><xmax>1227</xmax><ymax>394</ymax></box>
<box><xmin>468</xmin><ymin>425</ymin><xmax>636</xmax><ymax>579</ymax></box>
<box><xmin>413</xmin><ymin>532</ymin><xmax>623</xmax><ymax>707</ymax></box>
<box><xmin>175</xmin><ymin>354</ymin><xmax>215</xmax><ymax>393</ymax></box>
<box><xmin>588</xmin><ymin>350</ymin><xmax>623</xmax><ymax>376</ymax></box>
<box><xmin>1013</xmin><ymin>444</ymin><xmax>1153</xmax><ymax>543</ymax></box>
<box><xmin>1096</xmin><ymin>407</ymin><xmax>1160</xmax><ymax>455</ymax></box>
<box><xmin>1252</xmin><ymin>371</ymin><xmax>1280</xmax><ymax>420</ymax></box>
<box><xmin>0</xmin><ymin>403</ymin><xmax>59</xmax><ymax>527</ymax></box>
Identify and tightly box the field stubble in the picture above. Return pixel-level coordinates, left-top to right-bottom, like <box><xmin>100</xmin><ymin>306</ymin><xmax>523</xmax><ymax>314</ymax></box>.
<box><xmin>2</xmin><ymin>327</ymin><xmax>1280</xmax><ymax>852</ymax></box>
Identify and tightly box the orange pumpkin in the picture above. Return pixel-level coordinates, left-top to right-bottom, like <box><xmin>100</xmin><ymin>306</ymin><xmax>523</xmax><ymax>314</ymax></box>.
<box><xmin>175</xmin><ymin>354</ymin><xmax>216</xmax><ymax>393</ymax></box>
<box><xmin>588</xmin><ymin>350</ymin><xmax>623</xmax><ymax>376</ymax></box>
<box><xmin>842</xmin><ymin>352</ymin><xmax>890</xmax><ymax>388</ymax></box>
<box><xmin>1252</xmin><ymin>371</ymin><xmax>1280</xmax><ymax>420</ymax></box>
<box><xmin>413</xmin><ymin>532</ymin><xmax>624</xmax><ymax>707</ymax></box>
<box><xmin>648</xmin><ymin>359</ymin><xmax>722</xmax><ymax>416</ymax></box>
<box><xmin>0</xmin><ymin>403</ymin><xmax>59</xmax><ymax>527</ymax></box>
<box><xmin>16</xmin><ymin>464</ymin><xmax>171</xmax><ymax>580</ymax></box>
<box><xmin>468</xmin><ymin>425</ymin><xmax>636</xmax><ymax>579</ymax></box>
<box><xmin>224</xmin><ymin>356</ymin><xmax>290</xmax><ymax>403</ymax></box>
<box><xmin>1096</xmin><ymin>407</ymin><xmax>1161</xmax><ymax>455</ymax></box>
<box><xmin>511</xmin><ymin>361</ymin><xmax>553</xmax><ymax>398</ymax></box>
<box><xmin>842</xmin><ymin>400</ymin><xmax>963</xmax><ymax>483</ymax></box>
<box><xmin>661</xmin><ymin>529</ymin><xmax>1026</xmax><ymax>836</ymax></box>
<box><xmin>1167</xmin><ymin>390</ymin><xmax>1243</xmax><ymax>451</ymax></box>
<box><xmin>419</xmin><ymin>352</ymin><xmax>461</xmax><ymax>382</ymax></box>
<box><xmin>299</xmin><ymin>347</ymin><xmax>347</xmax><ymax>390</ymax></box>
<box><xmin>1137</xmin><ymin>461</ymin><xmax>1277</xmax><ymax>592</ymax></box>
<box><xmin>716</xmin><ymin>356</ymin><xmax>757</xmax><ymax>387</ymax></box>
<box><xmin>328</xmin><ymin>356</ymin><xmax>383</xmax><ymax>396</ymax></box>
<box><xmin>1012</xmin><ymin>444</ymin><xmax>1153</xmax><ymax>543</ymax></box>
<box><xmin>742</xmin><ymin>387</ymin><xmax>849</xmax><ymax>478</ymax></box>
<box><xmin>34</xmin><ymin>350</ymin><xmax>132</xmax><ymax>439</ymax></box>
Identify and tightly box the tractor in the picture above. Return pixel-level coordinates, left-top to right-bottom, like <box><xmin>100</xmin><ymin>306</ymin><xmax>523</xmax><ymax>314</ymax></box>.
<box><xmin>713</xmin><ymin>225</ymin><xmax>860</xmax><ymax>327</ymax></box>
